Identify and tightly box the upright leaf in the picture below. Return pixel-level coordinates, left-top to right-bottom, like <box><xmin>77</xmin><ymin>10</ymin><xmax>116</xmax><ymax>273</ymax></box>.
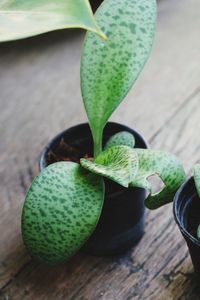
<box><xmin>130</xmin><ymin>149</ymin><xmax>186</xmax><ymax>209</ymax></box>
<box><xmin>22</xmin><ymin>162</ymin><xmax>104</xmax><ymax>265</ymax></box>
<box><xmin>0</xmin><ymin>0</ymin><xmax>106</xmax><ymax>42</ymax></box>
<box><xmin>81</xmin><ymin>145</ymin><xmax>138</xmax><ymax>187</ymax></box>
<box><xmin>81</xmin><ymin>0</ymin><xmax>156</xmax><ymax>156</ymax></box>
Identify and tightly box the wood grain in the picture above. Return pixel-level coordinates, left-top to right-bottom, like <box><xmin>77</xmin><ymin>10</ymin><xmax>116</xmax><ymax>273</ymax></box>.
<box><xmin>0</xmin><ymin>0</ymin><xmax>200</xmax><ymax>299</ymax></box>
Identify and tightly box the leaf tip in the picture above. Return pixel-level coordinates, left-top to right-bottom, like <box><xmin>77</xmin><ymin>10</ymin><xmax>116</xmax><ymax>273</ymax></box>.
<box><xmin>94</xmin><ymin>28</ymin><xmax>108</xmax><ymax>41</ymax></box>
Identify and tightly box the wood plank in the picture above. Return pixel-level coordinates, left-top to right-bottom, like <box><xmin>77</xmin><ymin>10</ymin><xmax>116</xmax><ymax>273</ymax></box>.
<box><xmin>0</xmin><ymin>0</ymin><xmax>200</xmax><ymax>298</ymax></box>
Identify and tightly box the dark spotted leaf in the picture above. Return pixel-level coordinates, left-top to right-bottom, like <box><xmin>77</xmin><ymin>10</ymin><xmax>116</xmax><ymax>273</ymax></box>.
<box><xmin>130</xmin><ymin>169</ymin><xmax>152</xmax><ymax>193</ymax></box>
<box><xmin>81</xmin><ymin>0</ymin><xmax>156</xmax><ymax>156</ymax></box>
<box><xmin>197</xmin><ymin>225</ymin><xmax>200</xmax><ymax>240</ymax></box>
<box><xmin>104</xmin><ymin>131</ymin><xmax>135</xmax><ymax>150</ymax></box>
<box><xmin>80</xmin><ymin>145</ymin><xmax>138</xmax><ymax>187</ymax></box>
<box><xmin>193</xmin><ymin>164</ymin><xmax>200</xmax><ymax>197</ymax></box>
<box><xmin>130</xmin><ymin>149</ymin><xmax>186</xmax><ymax>209</ymax></box>
<box><xmin>22</xmin><ymin>162</ymin><xmax>104</xmax><ymax>265</ymax></box>
<box><xmin>0</xmin><ymin>0</ymin><xmax>106</xmax><ymax>42</ymax></box>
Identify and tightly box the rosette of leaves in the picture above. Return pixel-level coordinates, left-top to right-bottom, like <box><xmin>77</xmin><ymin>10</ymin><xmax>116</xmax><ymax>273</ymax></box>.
<box><xmin>21</xmin><ymin>0</ymin><xmax>186</xmax><ymax>265</ymax></box>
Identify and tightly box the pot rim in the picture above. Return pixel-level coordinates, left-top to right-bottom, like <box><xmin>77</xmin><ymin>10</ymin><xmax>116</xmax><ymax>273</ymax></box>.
<box><xmin>173</xmin><ymin>176</ymin><xmax>200</xmax><ymax>246</ymax></box>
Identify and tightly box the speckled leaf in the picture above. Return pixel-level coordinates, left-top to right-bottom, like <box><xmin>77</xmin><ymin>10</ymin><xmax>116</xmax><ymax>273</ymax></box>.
<box><xmin>130</xmin><ymin>169</ymin><xmax>153</xmax><ymax>193</ymax></box>
<box><xmin>130</xmin><ymin>149</ymin><xmax>186</xmax><ymax>209</ymax></box>
<box><xmin>104</xmin><ymin>131</ymin><xmax>135</xmax><ymax>150</ymax></box>
<box><xmin>22</xmin><ymin>162</ymin><xmax>104</xmax><ymax>265</ymax></box>
<box><xmin>81</xmin><ymin>145</ymin><xmax>138</xmax><ymax>187</ymax></box>
<box><xmin>0</xmin><ymin>0</ymin><xmax>106</xmax><ymax>42</ymax></box>
<box><xmin>81</xmin><ymin>0</ymin><xmax>156</xmax><ymax>156</ymax></box>
<box><xmin>193</xmin><ymin>164</ymin><xmax>200</xmax><ymax>198</ymax></box>
<box><xmin>197</xmin><ymin>225</ymin><xmax>200</xmax><ymax>240</ymax></box>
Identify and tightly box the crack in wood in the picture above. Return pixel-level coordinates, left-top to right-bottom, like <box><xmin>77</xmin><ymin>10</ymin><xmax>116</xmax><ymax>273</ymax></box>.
<box><xmin>0</xmin><ymin>260</ymin><xmax>32</xmax><ymax>292</ymax></box>
<box><xmin>18</xmin><ymin>171</ymin><xmax>27</xmax><ymax>195</ymax></box>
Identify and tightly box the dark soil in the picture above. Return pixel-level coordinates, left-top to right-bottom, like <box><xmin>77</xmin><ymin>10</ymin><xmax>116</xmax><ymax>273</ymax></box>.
<box><xmin>46</xmin><ymin>138</ymin><xmax>89</xmax><ymax>164</ymax></box>
<box><xmin>46</xmin><ymin>138</ymin><xmax>124</xmax><ymax>196</ymax></box>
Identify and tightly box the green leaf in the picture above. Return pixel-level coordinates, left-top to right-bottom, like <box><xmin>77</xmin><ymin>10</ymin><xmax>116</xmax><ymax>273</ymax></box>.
<box><xmin>197</xmin><ymin>225</ymin><xmax>200</xmax><ymax>240</ymax></box>
<box><xmin>193</xmin><ymin>164</ymin><xmax>200</xmax><ymax>198</ymax></box>
<box><xmin>0</xmin><ymin>0</ymin><xmax>106</xmax><ymax>42</ymax></box>
<box><xmin>130</xmin><ymin>169</ymin><xmax>153</xmax><ymax>193</ymax></box>
<box><xmin>193</xmin><ymin>164</ymin><xmax>200</xmax><ymax>239</ymax></box>
<box><xmin>80</xmin><ymin>145</ymin><xmax>138</xmax><ymax>187</ymax></box>
<box><xmin>22</xmin><ymin>162</ymin><xmax>104</xmax><ymax>265</ymax></box>
<box><xmin>130</xmin><ymin>149</ymin><xmax>186</xmax><ymax>209</ymax></box>
<box><xmin>104</xmin><ymin>131</ymin><xmax>135</xmax><ymax>150</ymax></box>
<box><xmin>81</xmin><ymin>0</ymin><xmax>156</xmax><ymax>156</ymax></box>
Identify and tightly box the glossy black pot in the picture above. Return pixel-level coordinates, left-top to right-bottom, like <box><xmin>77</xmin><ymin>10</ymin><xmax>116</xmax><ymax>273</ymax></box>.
<box><xmin>90</xmin><ymin>0</ymin><xmax>102</xmax><ymax>11</ymax></box>
<box><xmin>40</xmin><ymin>122</ymin><xmax>148</xmax><ymax>256</ymax></box>
<box><xmin>174</xmin><ymin>177</ymin><xmax>200</xmax><ymax>274</ymax></box>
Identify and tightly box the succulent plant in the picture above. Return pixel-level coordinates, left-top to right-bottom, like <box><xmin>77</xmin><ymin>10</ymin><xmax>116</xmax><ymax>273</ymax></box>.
<box><xmin>16</xmin><ymin>0</ymin><xmax>186</xmax><ymax>265</ymax></box>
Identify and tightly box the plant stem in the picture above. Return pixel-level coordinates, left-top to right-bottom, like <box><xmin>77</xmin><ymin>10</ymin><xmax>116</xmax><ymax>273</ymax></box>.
<box><xmin>93</xmin><ymin>130</ymin><xmax>103</xmax><ymax>158</ymax></box>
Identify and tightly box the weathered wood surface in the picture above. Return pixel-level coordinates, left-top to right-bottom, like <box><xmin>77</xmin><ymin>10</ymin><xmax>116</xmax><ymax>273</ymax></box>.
<box><xmin>0</xmin><ymin>0</ymin><xmax>200</xmax><ymax>299</ymax></box>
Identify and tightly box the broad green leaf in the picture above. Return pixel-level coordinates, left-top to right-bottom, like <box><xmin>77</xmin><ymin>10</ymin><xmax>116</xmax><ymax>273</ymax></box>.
<box><xmin>130</xmin><ymin>169</ymin><xmax>153</xmax><ymax>193</ymax></box>
<box><xmin>81</xmin><ymin>145</ymin><xmax>138</xmax><ymax>187</ymax></box>
<box><xmin>104</xmin><ymin>131</ymin><xmax>135</xmax><ymax>150</ymax></box>
<box><xmin>81</xmin><ymin>0</ymin><xmax>156</xmax><ymax>156</ymax></box>
<box><xmin>193</xmin><ymin>164</ymin><xmax>200</xmax><ymax>197</ymax></box>
<box><xmin>0</xmin><ymin>0</ymin><xmax>106</xmax><ymax>42</ymax></box>
<box><xmin>130</xmin><ymin>149</ymin><xmax>186</xmax><ymax>209</ymax></box>
<box><xmin>22</xmin><ymin>162</ymin><xmax>104</xmax><ymax>265</ymax></box>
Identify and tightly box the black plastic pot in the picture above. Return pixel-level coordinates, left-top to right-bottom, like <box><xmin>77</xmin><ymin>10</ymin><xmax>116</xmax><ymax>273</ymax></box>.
<box><xmin>90</xmin><ymin>0</ymin><xmax>102</xmax><ymax>11</ymax></box>
<box><xmin>174</xmin><ymin>177</ymin><xmax>200</xmax><ymax>274</ymax></box>
<box><xmin>40</xmin><ymin>122</ymin><xmax>148</xmax><ymax>256</ymax></box>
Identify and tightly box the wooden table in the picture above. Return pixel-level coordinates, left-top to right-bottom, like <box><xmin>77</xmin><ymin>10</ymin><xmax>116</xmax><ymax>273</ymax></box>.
<box><xmin>0</xmin><ymin>0</ymin><xmax>200</xmax><ymax>299</ymax></box>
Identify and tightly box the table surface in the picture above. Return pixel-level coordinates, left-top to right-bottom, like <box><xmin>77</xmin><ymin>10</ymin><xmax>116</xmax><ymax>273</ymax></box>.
<box><xmin>0</xmin><ymin>0</ymin><xmax>200</xmax><ymax>299</ymax></box>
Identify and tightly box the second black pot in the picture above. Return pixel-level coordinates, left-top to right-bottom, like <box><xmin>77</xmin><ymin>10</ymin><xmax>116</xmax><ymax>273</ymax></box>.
<box><xmin>40</xmin><ymin>122</ymin><xmax>148</xmax><ymax>256</ymax></box>
<box><xmin>174</xmin><ymin>177</ymin><xmax>200</xmax><ymax>274</ymax></box>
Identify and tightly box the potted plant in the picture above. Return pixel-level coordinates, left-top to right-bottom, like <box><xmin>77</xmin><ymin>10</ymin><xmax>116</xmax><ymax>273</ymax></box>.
<box><xmin>4</xmin><ymin>0</ymin><xmax>186</xmax><ymax>265</ymax></box>
<box><xmin>174</xmin><ymin>164</ymin><xmax>200</xmax><ymax>274</ymax></box>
